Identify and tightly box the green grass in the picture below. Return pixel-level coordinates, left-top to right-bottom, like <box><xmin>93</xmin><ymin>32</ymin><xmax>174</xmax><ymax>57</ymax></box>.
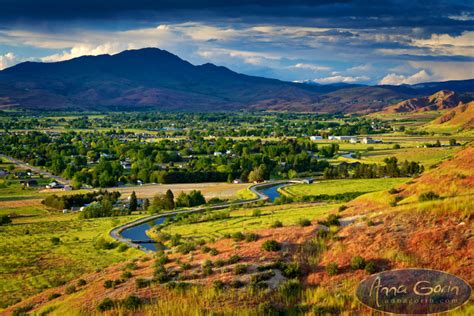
<box><xmin>160</xmin><ymin>203</ymin><xmax>336</xmax><ymax>241</ymax></box>
<box><xmin>282</xmin><ymin>178</ymin><xmax>410</xmax><ymax>197</ymax></box>
<box><xmin>0</xmin><ymin>212</ymin><xmax>143</xmax><ymax>309</ymax></box>
<box><xmin>361</xmin><ymin>146</ymin><xmax>460</xmax><ymax>166</ymax></box>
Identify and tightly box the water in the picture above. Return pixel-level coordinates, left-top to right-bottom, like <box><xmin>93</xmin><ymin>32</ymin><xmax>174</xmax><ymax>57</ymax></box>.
<box><xmin>255</xmin><ymin>183</ymin><xmax>286</xmax><ymax>202</ymax></box>
<box><xmin>120</xmin><ymin>217</ymin><xmax>168</xmax><ymax>251</ymax></box>
<box><xmin>119</xmin><ymin>183</ymin><xmax>287</xmax><ymax>251</ymax></box>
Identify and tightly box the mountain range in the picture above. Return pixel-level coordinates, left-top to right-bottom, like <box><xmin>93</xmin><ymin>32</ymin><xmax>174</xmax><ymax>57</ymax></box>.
<box><xmin>0</xmin><ymin>48</ymin><xmax>473</xmax><ymax>113</ymax></box>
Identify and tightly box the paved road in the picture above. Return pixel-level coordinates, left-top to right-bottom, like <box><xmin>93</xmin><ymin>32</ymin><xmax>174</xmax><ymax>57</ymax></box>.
<box><xmin>109</xmin><ymin>181</ymin><xmax>287</xmax><ymax>253</ymax></box>
<box><xmin>0</xmin><ymin>154</ymin><xmax>70</xmax><ymax>185</ymax></box>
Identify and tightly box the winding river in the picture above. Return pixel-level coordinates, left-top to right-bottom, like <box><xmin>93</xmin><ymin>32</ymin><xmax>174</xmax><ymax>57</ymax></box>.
<box><xmin>113</xmin><ymin>182</ymin><xmax>288</xmax><ymax>252</ymax></box>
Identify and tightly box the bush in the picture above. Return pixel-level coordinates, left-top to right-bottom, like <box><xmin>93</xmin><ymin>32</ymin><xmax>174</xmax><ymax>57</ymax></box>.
<box><xmin>227</xmin><ymin>255</ymin><xmax>241</xmax><ymax>264</ymax></box>
<box><xmin>0</xmin><ymin>214</ymin><xmax>11</xmax><ymax>226</ymax></box>
<box><xmin>231</xmin><ymin>232</ymin><xmax>245</xmax><ymax>242</ymax></box>
<box><xmin>213</xmin><ymin>280</ymin><xmax>225</xmax><ymax>290</ymax></box>
<box><xmin>48</xmin><ymin>293</ymin><xmax>61</xmax><ymax>300</ymax></box>
<box><xmin>250</xmin><ymin>270</ymin><xmax>275</xmax><ymax>283</ymax></box>
<box><xmin>262</xmin><ymin>240</ymin><xmax>281</xmax><ymax>252</ymax></box>
<box><xmin>202</xmin><ymin>260</ymin><xmax>213</xmax><ymax>276</ymax></box>
<box><xmin>77</xmin><ymin>279</ymin><xmax>87</xmax><ymax>286</ymax></box>
<box><xmin>252</xmin><ymin>209</ymin><xmax>262</xmax><ymax>217</ymax></box>
<box><xmin>388</xmin><ymin>188</ymin><xmax>399</xmax><ymax>194</ymax></box>
<box><xmin>229</xmin><ymin>279</ymin><xmax>245</xmax><ymax>288</ymax></box>
<box><xmin>298</xmin><ymin>218</ymin><xmax>311</xmax><ymax>227</ymax></box>
<box><xmin>177</xmin><ymin>242</ymin><xmax>196</xmax><ymax>254</ymax></box>
<box><xmin>13</xmin><ymin>305</ymin><xmax>33</xmax><ymax>316</ymax></box>
<box><xmin>326</xmin><ymin>262</ymin><xmax>339</xmax><ymax>276</ymax></box>
<box><xmin>245</xmin><ymin>233</ymin><xmax>259</xmax><ymax>242</ymax></box>
<box><xmin>97</xmin><ymin>298</ymin><xmax>115</xmax><ymax>312</ymax></box>
<box><xmin>122</xmin><ymin>271</ymin><xmax>133</xmax><ymax>279</ymax></box>
<box><xmin>94</xmin><ymin>237</ymin><xmax>117</xmax><ymax>250</ymax></box>
<box><xmin>234</xmin><ymin>264</ymin><xmax>248</xmax><ymax>275</ymax></box>
<box><xmin>135</xmin><ymin>278</ymin><xmax>151</xmax><ymax>289</ymax></box>
<box><xmin>103</xmin><ymin>280</ymin><xmax>114</xmax><ymax>289</ymax></box>
<box><xmin>280</xmin><ymin>262</ymin><xmax>302</xmax><ymax>278</ymax></box>
<box><xmin>279</xmin><ymin>279</ymin><xmax>301</xmax><ymax>299</ymax></box>
<box><xmin>180</xmin><ymin>262</ymin><xmax>192</xmax><ymax>270</ymax></box>
<box><xmin>117</xmin><ymin>243</ymin><xmax>129</xmax><ymax>252</ymax></box>
<box><xmin>50</xmin><ymin>237</ymin><xmax>61</xmax><ymax>245</ymax></box>
<box><xmin>350</xmin><ymin>256</ymin><xmax>366</xmax><ymax>270</ymax></box>
<box><xmin>270</xmin><ymin>220</ymin><xmax>283</xmax><ymax>228</ymax></box>
<box><xmin>121</xmin><ymin>295</ymin><xmax>142</xmax><ymax>310</ymax></box>
<box><xmin>65</xmin><ymin>285</ymin><xmax>76</xmax><ymax>294</ymax></box>
<box><xmin>258</xmin><ymin>302</ymin><xmax>280</xmax><ymax>315</ymax></box>
<box><xmin>209</xmin><ymin>248</ymin><xmax>219</xmax><ymax>256</ymax></box>
<box><xmin>365</xmin><ymin>261</ymin><xmax>377</xmax><ymax>274</ymax></box>
<box><xmin>338</xmin><ymin>205</ymin><xmax>348</xmax><ymax>212</ymax></box>
<box><xmin>318</xmin><ymin>214</ymin><xmax>341</xmax><ymax>227</ymax></box>
<box><xmin>419</xmin><ymin>191</ymin><xmax>440</xmax><ymax>202</ymax></box>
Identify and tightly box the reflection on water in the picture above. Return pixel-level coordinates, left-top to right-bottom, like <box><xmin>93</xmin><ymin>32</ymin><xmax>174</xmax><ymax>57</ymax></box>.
<box><xmin>120</xmin><ymin>183</ymin><xmax>287</xmax><ymax>251</ymax></box>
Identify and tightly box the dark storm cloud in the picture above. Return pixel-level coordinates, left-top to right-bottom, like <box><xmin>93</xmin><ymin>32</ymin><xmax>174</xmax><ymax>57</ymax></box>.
<box><xmin>1</xmin><ymin>0</ymin><xmax>473</xmax><ymax>30</ymax></box>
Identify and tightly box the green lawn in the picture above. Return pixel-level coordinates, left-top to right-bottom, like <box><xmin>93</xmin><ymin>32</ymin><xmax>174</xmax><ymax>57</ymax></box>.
<box><xmin>160</xmin><ymin>203</ymin><xmax>337</xmax><ymax>241</ymax></box>
<box><xmin>0</xmin><ymin>212</ymin><xmax>143</xmax><ymax>309</ymax></box>
<box><xmin>282</xmin><ymin>178</ymin><xmax>410</xmax><ymax>197</ymax></box>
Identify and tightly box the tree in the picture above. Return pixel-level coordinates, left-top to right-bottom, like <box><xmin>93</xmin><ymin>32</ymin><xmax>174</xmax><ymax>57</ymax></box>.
<box><xmin>129</xmin><ymin>191</ymin><xmax>137</xmax><ymax>213</ymax></box>
<box><xmin>0</xmin><ymin>215</ymin><xmax>11</xmax><ymax>226</ymax></box>
<box><xmin>449</xmin><ymin>139</ymin><xmax>457</xmax><ymax>146</ymax></box>
<box><xmin>143</xmin><ymin>198</ymin><xmax>150</xmax><ymax>211</ymax></box>
<box><xmin>165</xmin><ymin>189</ymin><xmax>175</xmax><ymax>210</ymax></box>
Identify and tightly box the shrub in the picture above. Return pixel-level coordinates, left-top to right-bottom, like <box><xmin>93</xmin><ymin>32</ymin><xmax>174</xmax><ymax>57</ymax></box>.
<box><xmin>155</xmin><ymin>254</ymin><xmax>169</xmax><ymax>265</ymax></box>
<box><xmin>94</xmin><ymin>237</ymin><xmax>117</xmax><ymax>250</ymax></box>
<box><xmin>229</xmin><ymin>279</ymin><xmax>245</xmax><ymax>288</ymax></box>
<box><xmin>365</xmin><ymin>261</ymin><xmax>377</xmax><ymax>274</ymax></box>
<box><xmin>280</xmin><ymin>262</ymin><xmax>301</xmax><ymax>278</ymax></box>
<box><xmin>367</xmin><ymin>220</ymin><xmax>375</xmax><ymax>226</ymax></box>
<box><xmin>213</xmin><ymin>280</ymin><xmax>225</xmax><ymax>290</ymax></box>
<box><xmin>250</xmin><ymin>270</ymin><xmax>275</xmax><ymax>283</ymax></box>
<box><xmin>97</xmin><ymin>298</ymin><xmax>115</xmax><ymax>312</ymax></box>
<box><xmin>350</xmin><ymin>256</ymin><xmax>366</xmax><ymax>270</ymax></box>
<box><xmin>121</xmin><ymin>295</ymin><xmax>142</xmax><ymax>310</ymax></box>
<box><xmin>13</xmin><ymin>305</ymin><xmax>33</xmax><ymax>316</ymax></box>
<box><xmin>121</xmin><ymin>271</ymin><xmax>133</xmax><ymax>279</ymax></box>
<box><xmin>388</xmin><ymin>188</ymin><xmax>399</xmax><ymax>194</ymax></box>
<box><xmin>177</xmin><ymin>242</ymin><xmax>196</xmax><ymax>254</ymax></box>
<box><xmin>393</xmin><ymin>144</ymin><xmax>401</xmax><ymax>149</ymax></box>
<box><xmin>50</xmin><ymin>237</ymin><xmax>60</xmax><ymax>245</ymax></box>
<box><xmin>270</xmin><ymin>220</ymin><xmax>283</xmax><ymax>228</ymax></box>
<box><xmin>245</xmin><ymin>233</ymin><xmax>259</xmax><ymax>242</ymax></box>
<box><xmin>231</xmin><ymin>232</ymin><xmax>245</xmax><ymax>242</ymax></box>
<box><xmin>419</xmin><ymin>191</ymin><xmax>440</xmax><ymax>202</ymax></box>
<box><xmin>338</xmin><ymin>205</ymin><xmax>348</xmax><ymax>212</ymax></box>
<box><xmin>77</xmin><ymin>279</ymin><xmax>87</xmax><ymax>286</ymax></box>
<box><xmin>117</xmin><ymin>244</ymin><xmax>129</xmax><ymax>252</ymax></box>
<box><xmin>234</xmin><ymin>264</ymin><xmax>248</xmax><ymax>275</ymax></box>
<box><xmin>279</xmin><ymin>279</ymin><xmax>301</xmax><ymax>299</ymax></box>
<box><xmin>258</xmin><ymin>302</ymin><xmax>280</xmax><ymax>315</ymax></box>
<box><xmin>215</xmin><ymin>259</ymin><xmax>226</xmax><ymax>267</ymax></box>
<box><xmin>180</xmin><ymin>262</ymin><xmax>192</xmax><ymax>270</ymax></box>
<box><xmin>65</xmin><ymin>285</ymin><xmax>76</xmax><ymax>294</ymax></box>
<box><xmin>202</xmin><ymin>260</ymin><xmax>213</xmax><ymax>276</ymax></box>
<box><xmin>227</xmin><ymin>255</ymin><xmax>241</xmax><ymax>264</ymax></box>
<box><xmin>209</xmin><ymin>248</ymin><xmax>219</xmax><ymax>256</ymax></box>
<box><xmin>318</xmin><ymin>214</ymin><xmax>341</xmax><ymax>227</ymax></box>
<box><xmin>326</xmin><ymin>262</ymin><xmax>339</xmax><ymax>276</ymax></box>
<box><xmin>48</xmin><ymin>293</ymin><xmax>61</xmax><ymax>300</ymax></box>
<box><xmin>252</xmin><ymin>209</ymin><xmax>262</xmax><ymax>217</ymax></box>
<box><xmin>103</xmin><ymin>280</ymin><xmax>114</xmax><ymax>289</ymax></box>
<box><xmin>201</xmin><ymin>246</ymin><xmax>211</xmax><ymax>253</ymax></box>
<box><xmin>298</xmin><ymin>218</ymin><xmax>311</xmax><ymax>227</ymax></box>
<box><xmin>0</xmin><ymin>215</ymin><xmax>11</xmax><ymax>226</ymax></box>
<box><xmin>135</xmin><ymin>278</ymin><xmax>151</xmax><ymax>289</ymax></box>
<box><xmin>262</xmin><ymin>240</ymin><xmax>281</xmax><ymax>252</ymax></box>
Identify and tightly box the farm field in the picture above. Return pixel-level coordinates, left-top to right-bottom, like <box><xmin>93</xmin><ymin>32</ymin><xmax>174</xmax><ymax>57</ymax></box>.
<box><xmin>160</xmin><ymin>202</ymin><xmax>337</xmax><ymax>241</ymax></box>
<box><xmin>0</xmin><ymin>211</ymin><xmax>143</xmax><ymax>309</ymax></box>
<box><xmin>281</xmin><ymin>178</ymin><xmax>410</xmax><ymax>197</ymax></box>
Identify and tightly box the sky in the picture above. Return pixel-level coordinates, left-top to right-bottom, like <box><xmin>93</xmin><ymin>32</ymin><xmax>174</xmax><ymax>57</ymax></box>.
<box><xmin>0</xmin><ymin>0</ymin><xmax>473</xmax><ymax>85</ymax></box>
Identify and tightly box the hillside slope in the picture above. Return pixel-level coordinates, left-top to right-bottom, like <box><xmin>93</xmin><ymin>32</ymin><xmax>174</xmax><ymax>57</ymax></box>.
<box><xmin>425</xmin><ymin>101</ymin><xmax>474</xmax><ymax>132</ymax></box>
<box><xmin>5</xmin><ymin>145</ymin><xmax>473</xmax><ymax>315</ymax></box>
<box><xmin>381</xmin><ymin>90</ymin><xmax>462</xmax><ymax>113</ymax></box>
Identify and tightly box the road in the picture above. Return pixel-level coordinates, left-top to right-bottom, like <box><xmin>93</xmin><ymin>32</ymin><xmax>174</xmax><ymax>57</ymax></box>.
<box><xmin>109</xmin><ymin>181</ymin><xmax>285</xmax><ymax>253</ymax></box>
<box><xmin>0</xmin><ymin>154</ymin><xmax>70</xmax><ymax>185</ymax></box>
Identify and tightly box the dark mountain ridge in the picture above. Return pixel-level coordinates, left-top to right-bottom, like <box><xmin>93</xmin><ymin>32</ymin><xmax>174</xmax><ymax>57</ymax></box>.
<box><xmin>0</xmin><ymin>48</ymin><xmax>473</xmax><ymax>112</ymax></box>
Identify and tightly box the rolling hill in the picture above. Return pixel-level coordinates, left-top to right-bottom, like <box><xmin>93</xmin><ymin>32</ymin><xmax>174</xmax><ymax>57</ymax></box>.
<box><xmin>380</xmin><ymin>90</ymin><xmax>462</xmax><ymax>113</ymax></box>
<box><xmin>0</xmin><ymin>48</ymin><xmax>473</xmax><ymax>112</ymax></box>
<box><xmin>425</xmin><ymin>101</ymin><xmax>474</xmax><ymax>131</ymax></box>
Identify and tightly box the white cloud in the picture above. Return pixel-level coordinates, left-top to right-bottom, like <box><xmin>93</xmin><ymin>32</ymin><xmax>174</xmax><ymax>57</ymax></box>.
<box><xmin>0</xmin><ymin>52</ymin><xmax>16</xmax><ymax>70</ymax></box>
<box><xmin>448</xmin><ymin>12</ymin><xmax>474</xmax><ymax>21</ymax></box>
<box><xmin>312</xmin><ymin>75</ymin><xmax>369</xmax><ymax>84</ymax></box>
<box><xmin>379</xmin><ymin>69</ymin><xmax>431</xmax><ymax>85</ymax></box>
<box><xmin>347</xmin><ymin>63</ymin><xmax>373</xmax><ymax>72</ymax></box>
<box><xmin>41</xmin><ymin>43</ymin><xmax>124</xmax><ymax>62</ymax></box>
<box><xmin>292</xmin><ymin>63</ymin><xmax>331</xmax><ymax>71</ymax></box>
<box><xmin>412</xmin><ymin>31</ymin><xmax>474</xmax><ymax>57</ymax></box>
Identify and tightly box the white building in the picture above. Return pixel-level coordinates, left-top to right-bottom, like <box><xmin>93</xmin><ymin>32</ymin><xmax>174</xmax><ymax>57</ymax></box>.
<box><xmin>310</xmin><ymin>136</ymin><xmax>323</xmax><ymax>141</ymax></box>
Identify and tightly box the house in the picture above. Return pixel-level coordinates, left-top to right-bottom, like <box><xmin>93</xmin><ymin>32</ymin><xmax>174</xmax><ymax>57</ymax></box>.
<box><xmin>301</xmin><ymin>178</ymin><xmax>314</xmax><ymax>184</ymax></box>
<box><xmin>213</xmin><ymin>151</ymin><xmax>223</xmax><ymax>156</ymax></box>
<box><xmin>21</xmin><ymin>179</ymin><xmax>38</xmax><ymax>187</ymax></box>
<box><xmin>310</xmin><ymin>136</ymin><xmax>323</xmax><ymax>141</ymax></box>
<box><xmin>46</xmin><ymin>181</ymin><xmax>64</xmax><ymax>189</ymax></box>
<box><xmin>233</xmin><ymin>179</ymin><xmax>242</xmax><ymax>184</ymax></box>
<box><xmin>350</xmin><ymin>138</ymin><xmax>359</xmax><ymax>144</ymax></box>
<box><xmin>328</xmin><ymin>136</ymin><xmax>358</xmax><ymax>142</ymax></box>
<box><xmin>361</xmin><ymin>137</ymin><xmax>382</xmax><ymax>144</ymax></box>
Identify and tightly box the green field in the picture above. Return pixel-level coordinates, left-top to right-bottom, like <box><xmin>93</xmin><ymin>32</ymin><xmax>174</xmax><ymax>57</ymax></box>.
<box><xmin>282</xmin><ymin>178</ymin><xmax>410</xmax><ymax>197</ymax></box>
<box><xmin>0</xmin><ymin>211</ymin><xmax>142</xmax><ymax>309</ymax></box>
<box><xmin>160</xmin><ymin>203</ymin><xmax>337</xmax><ymax>240</ymax></box>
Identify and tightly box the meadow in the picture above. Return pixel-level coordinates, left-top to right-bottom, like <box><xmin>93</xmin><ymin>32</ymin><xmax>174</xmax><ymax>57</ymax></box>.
<box><xmin>160</xmin><ymin>203</ymin><xmax>338</xmax><ymax>241</ymax></box>
<box><xmin>0</xmin><ymin>211</ymin><xmax>143</xmax><ymax>308</ymax></box>
<box><xmin>281</xmin><ymin>178</ymin><xmax>410</xmax><ymax>197</ymax></box>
